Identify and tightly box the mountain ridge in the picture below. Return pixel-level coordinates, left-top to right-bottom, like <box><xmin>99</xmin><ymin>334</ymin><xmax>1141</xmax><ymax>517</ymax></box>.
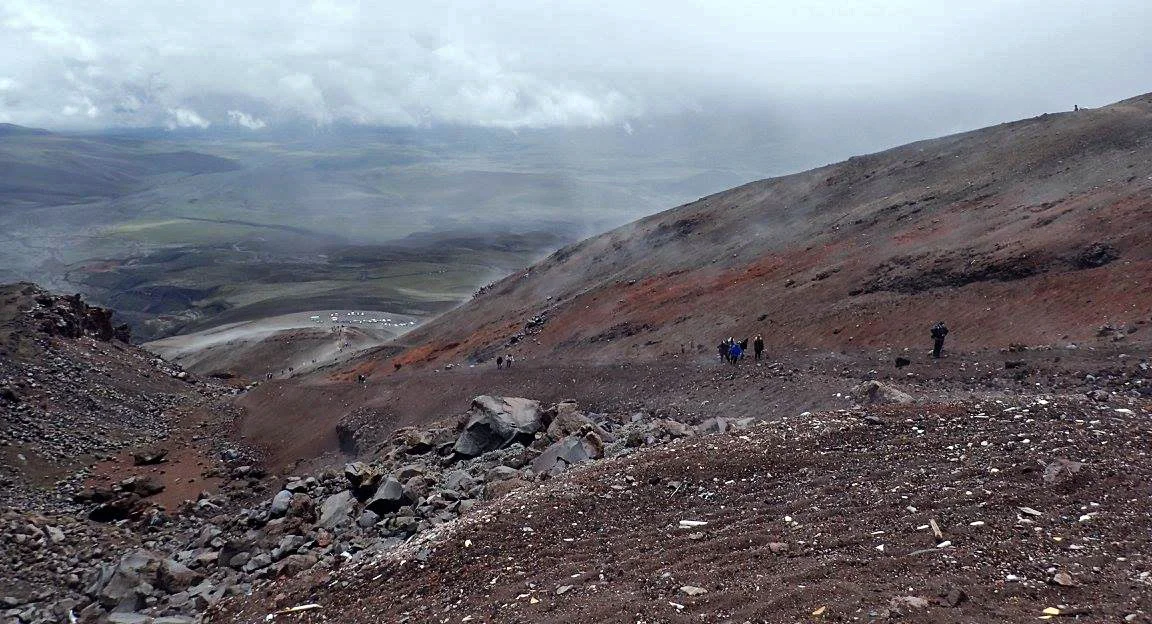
<box><xmin>370</xmin><ymin>92</ymin><xmax>1152</xmax><ymax>370</ymax></box>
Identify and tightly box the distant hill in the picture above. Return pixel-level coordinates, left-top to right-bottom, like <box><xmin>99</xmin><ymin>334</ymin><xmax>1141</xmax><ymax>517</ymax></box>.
<box><xmin>0</xmin><ymin>123</ymin><xmax>52</xmax><ymax>137</ymax></box>
<box><xmin>0</xmin><ymin>129</ymin><xmax>240</xmax><ymax>208</ymax></box>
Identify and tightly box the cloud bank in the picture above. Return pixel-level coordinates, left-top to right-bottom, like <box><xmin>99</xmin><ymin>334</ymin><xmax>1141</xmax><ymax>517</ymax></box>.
<box><xmin>1</xmin><ymin>0</ymin><xmax>1150</xmax><ymax>131</ymax></box>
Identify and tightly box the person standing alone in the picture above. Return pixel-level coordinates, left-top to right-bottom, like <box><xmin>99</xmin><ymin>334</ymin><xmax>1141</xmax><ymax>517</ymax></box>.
<box><xmin>753</xmin><ymin>334</ymin><xmax>764</xmax><ymax>361</ymax></box>
<box><xmin>931</xmin><ymin>322</ymin><xmax>949</xmax><ymax>358</ymax></box>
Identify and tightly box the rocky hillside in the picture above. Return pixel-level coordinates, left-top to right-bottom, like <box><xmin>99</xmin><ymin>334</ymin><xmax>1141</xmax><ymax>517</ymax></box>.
<box><xmin>376</xmin><ymin>93</ymin><xmax>1152</xmax><ymax>370</ymax></box>
<box><xmin>0</xmin><ymin>284</ymin><xmax>257</xmax><ymax>622</ymax></box>
<box><xmin>0</xmin><ymin>282</ymin><xmax>201</xmax><ymax>500</ymax></box>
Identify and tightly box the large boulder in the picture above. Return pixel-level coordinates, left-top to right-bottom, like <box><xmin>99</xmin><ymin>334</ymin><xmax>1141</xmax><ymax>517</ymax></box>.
<box><xmin>89</xmin><ymin>550</ymin><xmax>159</xmax><ymax>609</ymax></box>
<box><xmin>274</xmin><ymin>553</ymin><xmax>319</xmax><ymax>577</ymax></box>
<box><xmin>268</xmin><ymin>490</ymin><xmax>293</xmax><ymax>517</ymax></box>
<box><xmin>90</xmin><ymin>550</ymin><xmax>200</xmax><ymax>608</ymax></box>
<box><xmin>530</xmin><ymin>432</ymin><xmax>604</xmax><ymax>475</ymax></box>
<box><xmin>344</xmin><ymin>462</ymin><xmax>383</xmax><ymax>497</ymax></box>
<box><xmin>453</xmin><ymin>396</ymin><xmax>543</xmax><ymax>457</ymax></box>
<box><xmin>364</xmin><ymin>477</ymin><xmax>412</xmax><ymax>515</ymax></box>
<box><xmin>852</xmin><ymin>381</ymin><xmax>914</xmax><ymax>405</ymax></box>
<box><xmin>695</xmin><ymin>417</ymin><xmax>729</xmax><ymax>435</ymax></box>
<box><xmin>652</xmin><ymin>419</ymin><xmax>693</xmax><ymax>439</ymax></box>
<box><xmin>317</xmin><ymin>491</ymin><xmax>356</xmax><ymax>529</ymax></box>
<box><xmin>545</xmin><ymin>401</ymin><xmax>615</xmax><ymax>442</ymax></box>
<box><xmin>120</xmin><ymin>475</ymin><xmax>165</xmax><ymax>497</ymax></box>
<box><xmin>156</xmin><ymin>559</ymin><xmax>202</xmax><ymax>594</ymax></box>
<box><xmin>88</xmin><ymin>493</ymin><xmax>145</xmax><ymax>522</ymax></box>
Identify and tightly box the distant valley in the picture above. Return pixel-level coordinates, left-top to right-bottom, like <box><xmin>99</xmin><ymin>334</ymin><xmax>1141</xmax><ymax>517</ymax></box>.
<box><xmin>0</xmin><ymin>121</ymin><xmax>791</xmax><ymax>340</ymax></box>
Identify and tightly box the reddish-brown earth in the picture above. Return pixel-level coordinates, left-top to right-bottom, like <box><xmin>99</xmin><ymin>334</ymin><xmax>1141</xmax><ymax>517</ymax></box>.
<box><xmin>234</xmin><ymin>94</ymin><xmax>1152</xmax><ymax>467</ymax></box>
<box><xmin>361</xmin><ymin>94</ymin><xmax>1152</xmax><ymax>373</ymax></box>
<box><xmin>203</xmin><ymin>95</ymin><xmax>1152</xmax><ymax>623</ymax></box>
<box><xmin>6</xmin><ymin>95</ymin><xmax>1152</xmax><ymax>624</ymax></box>
<box><xmin>214</xmin><ymin>395</ymin><xmax>1152</xmax><ymax>624</ymax></box>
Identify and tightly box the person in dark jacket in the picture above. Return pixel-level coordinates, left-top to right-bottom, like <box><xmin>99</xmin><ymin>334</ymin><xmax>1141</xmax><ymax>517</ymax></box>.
<box><xmin>753</xmin><ymin>334</ymin><xmax>764</xmax><ymax>361</ymax></box>
<box><xmin>717</xmin><ymin>341</ymin><xmax>729</xmax><ymax>362</ymax></box>
<box><xmin>931</xmin><ymin>322</ymin><xmax>949</xmax><ymax>358</ymax></box>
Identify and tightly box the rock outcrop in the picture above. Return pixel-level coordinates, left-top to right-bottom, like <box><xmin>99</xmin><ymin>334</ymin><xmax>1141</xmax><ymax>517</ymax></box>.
<box><xmin>453</xmin><ymin>396</ymin><xmax>543</xmax><ymax>457</ymax></box>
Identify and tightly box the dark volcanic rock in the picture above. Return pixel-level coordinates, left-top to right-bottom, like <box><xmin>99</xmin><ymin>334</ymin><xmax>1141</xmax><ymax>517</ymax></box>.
<box><xmin>530</xmin><ymin>434</ymin><xmax>604</xmax><ymax>475</ymax></box>
<box><xmin>364</xmin><ymin>477</ymin><xmax>412</xmax><ymax>515</ymax></box>
<box><xmin>318</xmin><ymin>491</ymin><xmax>356</xmax><ymax>528</ymax></box>
<box><xmin>1076</xmin><ymin>242</ymin><xmax>1119</xmax><ymax>269</ymax></box>
<box><xmin>31</xmin><ymin>291</ymin><xmax>130</xmax><ymax>342</ymax></box>
<box><xmin>132</xmin><ymin>449</ymin><xmax>169</xmax><ymax>466</ymax></box>
<box><xmin>453</xmin><ymin>396</ymin><xmax>543</xmax><ymax>457</ymax></box>
<box><xmin>89</xmin><ymin>494</ymin><xmax>145</xmax><ymax>522</ymax></box>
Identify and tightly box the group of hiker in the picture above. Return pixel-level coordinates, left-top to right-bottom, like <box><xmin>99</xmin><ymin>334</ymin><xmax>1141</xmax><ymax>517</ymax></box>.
<box><xmin>476</xmin><ymin>321</ymin><xmax>951</xmax><ymax>373</ymax></box>
<box><xmin>717</xmin><ymin>322</ymin><xmax>950</xmax><ymax>365</ymax></box>
<box><xmin>718</xmin><ymin>334</ymin><xmax>764</xmax><ymax>364</ymax></box>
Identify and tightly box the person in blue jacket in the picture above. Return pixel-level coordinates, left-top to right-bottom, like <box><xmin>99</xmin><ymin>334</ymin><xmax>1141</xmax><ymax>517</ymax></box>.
<box><xmin>728</xmin><ymin>341</ymin><xmax>743</xmax><ymax>364</ymax></box>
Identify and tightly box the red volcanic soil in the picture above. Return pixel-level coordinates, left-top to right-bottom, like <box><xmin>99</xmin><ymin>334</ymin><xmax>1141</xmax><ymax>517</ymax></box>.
<box><xmin>377</xmin><ymin>95</ymin><xmax>1152</xmax><ymax>371</ymax></box>
<box><xmin>232</xmin><ymin>94</ymin><xmax>1152</xmax><ymax>467</ymax></box>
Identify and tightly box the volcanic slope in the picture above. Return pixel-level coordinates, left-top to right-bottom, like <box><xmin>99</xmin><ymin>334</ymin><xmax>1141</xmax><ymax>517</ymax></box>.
<box><xmin>376</xmin><ymin>93</ymin><xmax>1152</xmax><ymax>371</ymax></box>
<box><xmin>231</xmin><ymin>93</ymin><xmax>1152</xmax><ymax>461</ymax></box>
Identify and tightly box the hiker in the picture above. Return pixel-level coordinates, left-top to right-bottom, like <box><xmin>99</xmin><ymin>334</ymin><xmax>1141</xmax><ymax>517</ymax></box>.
<box><xmin>753</xmin><ymin>334</ymin><xmax>764</xmax><ymax>361</ymax></box>
<box><xmin>931</xmin><ymin>321</ymin><xmax>949</xmax><ymax>358</ymax></box>
<box><xmin>717</xmin><ymin>340</ymin><xmax>729</xmax><ymax>362</ymax></box>
<box><xmin>740</xmin><ymin>337</ymin><xmax>749</xmax><ymax>356</ymax></box>
<box><xmin>728</xmin><ymin>341</ymin><xmax>743</xmax><ymax>364</ymax></box>
<box><xmin>506</xmin><ymin>354</ymin><xmax>515</xmax><ymax>368</ymax></box>
<box><xmin>357</xmin><ymin>373</ymin><xmax>365</xmax><ymax>383</ymax></box>
<box><xmin>496</xmin><ymin>356</ymin><xmax>504</xmax><ymax>369</ymax></box>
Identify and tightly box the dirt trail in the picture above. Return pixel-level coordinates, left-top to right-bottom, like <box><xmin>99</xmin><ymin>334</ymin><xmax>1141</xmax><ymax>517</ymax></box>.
<box><xmin>238</xmin><ymin>340</ymin><xmax>1150</xmax><ymax>472</ymax></box>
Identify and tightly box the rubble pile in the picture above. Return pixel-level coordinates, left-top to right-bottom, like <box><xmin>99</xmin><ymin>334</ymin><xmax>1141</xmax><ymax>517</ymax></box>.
<box><xmin>3</xmin><ymin>394</ymin><xmax>743</xmax><ymax>623</ymax></box>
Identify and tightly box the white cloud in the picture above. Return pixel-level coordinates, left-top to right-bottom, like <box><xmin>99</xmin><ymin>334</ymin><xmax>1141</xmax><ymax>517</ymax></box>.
<box><xmin>0</xmin><ymin>1</ymin><xmax>1149</xmax><ymax>131</ymax></box>
<box><xmin>227</xmin><ymin>109</ymin><xmax>267</xmax><ymax>129</ymax></box>
<box><xmin>166</xmin><ymin>107</ymin><xmax>210</xmax><ymax>129</ymax></box>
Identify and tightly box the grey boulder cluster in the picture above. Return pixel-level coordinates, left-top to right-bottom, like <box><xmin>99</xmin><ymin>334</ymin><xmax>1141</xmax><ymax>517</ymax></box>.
<box><xmin>6</xmin><ymin>395</ymin><xmax>756</xmax><ymax>623</ymax></box>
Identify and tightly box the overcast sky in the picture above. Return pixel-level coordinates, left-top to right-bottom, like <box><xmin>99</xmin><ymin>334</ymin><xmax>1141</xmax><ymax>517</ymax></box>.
<box><xmin>1</xmin><ymin>0</ymin><xmax>1149</xmax><ymax>132</ymax></box>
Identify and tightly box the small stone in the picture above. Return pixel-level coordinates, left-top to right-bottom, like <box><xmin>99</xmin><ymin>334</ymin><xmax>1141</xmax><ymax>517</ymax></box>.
<box><xmin>680</xmin><ymin>586</ymin><xmax>708</xmax><ymax>596</ymax></box>
<box><xmin>889</xmin><ymin>596</ymin><xmax>930</xmax><ymax>612</ymax></box>
<box><xmin>1052</xmin><ymin>572</ymin><xmax>1074</xmax><ymax>587</ymax></box>
<box><xmin>556</xmin><ymin>585</ymin><xmax>573</xmax><ymax>595</ymax></box>
<box><xmin>942</xmin><ymin>587</ymin><xmax>967</xmax><ymax>607</ymax></box>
